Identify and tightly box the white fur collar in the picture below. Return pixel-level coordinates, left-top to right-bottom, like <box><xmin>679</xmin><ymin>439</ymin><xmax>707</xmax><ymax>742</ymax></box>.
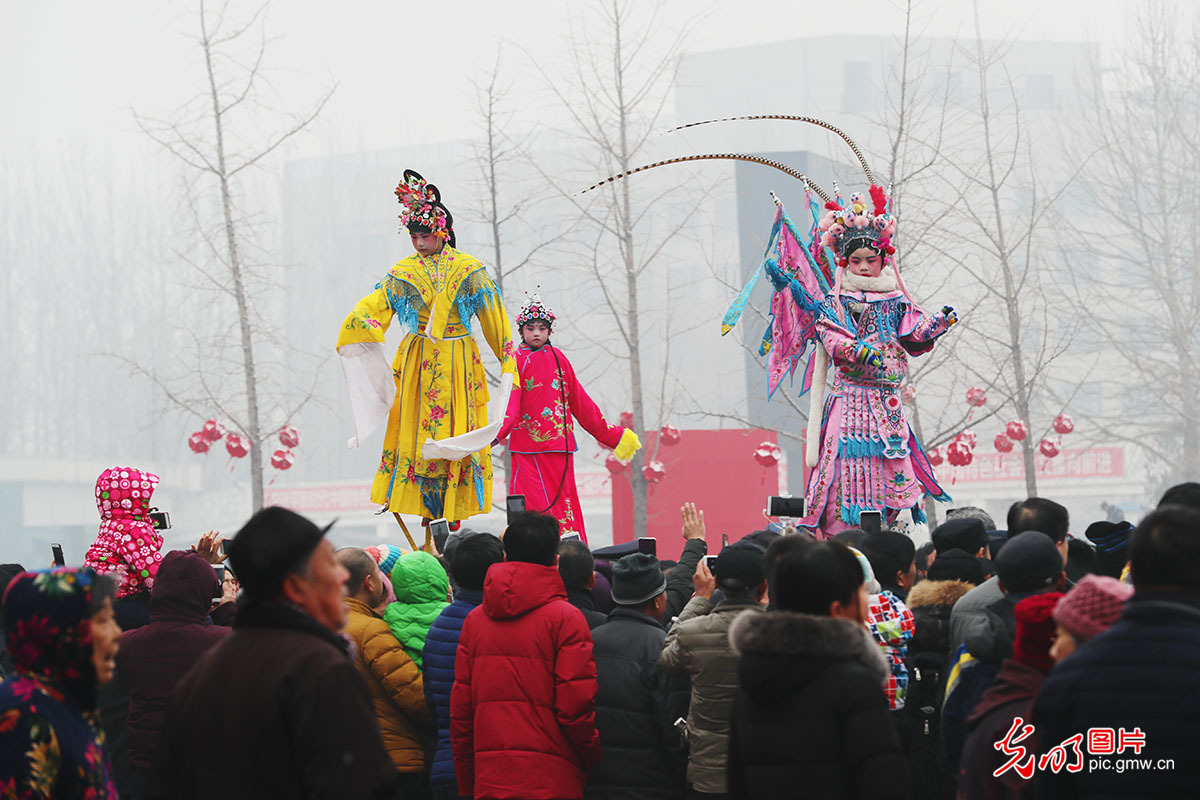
<box><xmin>841</xmin><ymin>269</ymin><xmax>898</xmax><ymax>293</ymax></box>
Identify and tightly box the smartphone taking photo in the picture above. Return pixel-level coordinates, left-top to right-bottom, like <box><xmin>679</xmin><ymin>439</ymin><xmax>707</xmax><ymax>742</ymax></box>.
<box><xmin>212</xmin><ymin>565</ymin><xmax>226</xmax><ymax>604</ymax></box>
<box><xmin>51</xmin><ymin>543</ymin><xmax>65</xmax><ymax>567</ymax></box>
<box><xmin>860</xmin><ymin>509</ymin><xmax>883</xmax><ymax>536</ymax></box>
<box><xmin>506</xmin><ymin>494</ymin><xmax>526</xmax><ymax>525</ymax></box>
<box><xmin>637</xmin><ymin>537</ymin><xmax>657</xmax><ymax>557</ymax></box>
<box><xmin>766</xmin><ymin>495</ymin><xmax>805</xmax><ymax>519</ymax></box>
<box><xmin>428</xmin><ymin>518</ymin><xmax>451</xmax><ymax>551</ymax></box>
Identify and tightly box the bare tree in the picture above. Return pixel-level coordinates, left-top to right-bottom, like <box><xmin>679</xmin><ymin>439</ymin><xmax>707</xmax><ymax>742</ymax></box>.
<box><xmin>0</xmin><ymin>151</ymin><xmax>175</xmax><ymax>460</ymax></box>
<box><xmin>130</xmin><ymin>1</ymin><xmax>333</xmax><ymax>510</ymax></box>
<box><xmin>926</xmin><ymin>8</ymin><xmax>1085</xmax><ymax>497</ymax></box>
<box><xmin>465</xmin><ymin>46</ymin><xmax>560</xmax><ymax>498</ymax></box>
<box><xmin>1066</xmin><ymin>3</ymin><xmax>1200</xmax><ymax>486</ymax></box>
<box><xmin>527</xmin><ymin>0</ymin><xmax>711</xmax><ymax>535</ymax></box>
<box><xmin>467</xmin><ymin>47</ymin><xmax>558</xmax><ymax>300</ymax></box>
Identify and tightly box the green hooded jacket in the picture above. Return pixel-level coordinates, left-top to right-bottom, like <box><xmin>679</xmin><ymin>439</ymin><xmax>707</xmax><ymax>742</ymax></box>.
<box><xmin>383</xmin><ymin>550</ymin><xmax>450</xmax><ymax>669</ymax></box>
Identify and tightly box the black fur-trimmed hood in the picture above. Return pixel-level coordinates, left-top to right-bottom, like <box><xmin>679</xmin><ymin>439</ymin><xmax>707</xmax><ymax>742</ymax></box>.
<box><xmin>728</xmin><ymin>609</ymin><xmax>888</xmax><ymax>702</ymax></box>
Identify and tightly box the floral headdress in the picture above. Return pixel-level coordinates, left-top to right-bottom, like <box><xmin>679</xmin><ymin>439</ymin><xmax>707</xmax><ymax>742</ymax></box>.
<box><xmin>817</xmin><ymin>183</ymin><xmax>897</xmax><ymax>265</ymax></box>
<box><xmin>516</xmin><ymin>291</ymin><xmax>556</xmax><ymax>329</ymax></box>
<box><xmin>395</xmin><ymin>168</ymin><xmax>452</xmax><ymax>241</ymax></box>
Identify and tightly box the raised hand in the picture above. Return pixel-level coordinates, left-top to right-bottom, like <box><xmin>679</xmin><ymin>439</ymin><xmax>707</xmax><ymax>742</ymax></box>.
<box><xmin>192</xmin><ymin>530</ymin><xmax>228</xmax><ymax>565</ymax></box>
<box><xmin>942</xmin><ymin>305</ymin><xmax>959</xmax><ymax>326</ymax></box>
<box><xmin>680</xmin><ymin>502</ymin><xmax>706</xmax><ymax>541</ymax></box>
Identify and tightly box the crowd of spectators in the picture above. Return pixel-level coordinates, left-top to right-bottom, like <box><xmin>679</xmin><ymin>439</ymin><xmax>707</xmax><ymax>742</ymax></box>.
<box><xmin>2</xmin><ymin>466</ymin><xmax>1198</xmax><ymax>798</ymax></box>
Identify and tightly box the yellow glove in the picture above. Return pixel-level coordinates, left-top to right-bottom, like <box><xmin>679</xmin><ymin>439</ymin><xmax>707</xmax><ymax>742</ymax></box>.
<box><xmin>614</xmin><ymin>428</ymin><xmax>642</xmax><ymax>462</ymax></box>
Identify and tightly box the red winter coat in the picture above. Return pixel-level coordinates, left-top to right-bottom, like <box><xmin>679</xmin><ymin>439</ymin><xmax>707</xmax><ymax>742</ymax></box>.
<box><xmin>450</xmin><ymin>561</ymin><xmax>601</xmax><ymax>800</ymax></box>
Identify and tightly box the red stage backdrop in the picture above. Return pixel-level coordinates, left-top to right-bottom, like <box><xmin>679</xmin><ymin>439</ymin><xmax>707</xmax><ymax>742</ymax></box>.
<box><xmin>610</xmin><ymin>428</ymin><xmax>789</xmax><ymax>561</ymax></box>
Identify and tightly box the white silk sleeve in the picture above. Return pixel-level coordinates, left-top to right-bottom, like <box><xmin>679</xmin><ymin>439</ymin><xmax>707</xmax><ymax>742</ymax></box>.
<box><xmin>338</xmin><ymin>342</ymin><xmax>397</xmax><ymax>448</ymax></box>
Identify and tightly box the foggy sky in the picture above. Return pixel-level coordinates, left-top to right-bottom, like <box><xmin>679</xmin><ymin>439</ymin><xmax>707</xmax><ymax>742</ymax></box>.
<box><xmin>2</xmin><ymin>0</ymin><xmax>1126</xmax><ymax>169</ymax></box>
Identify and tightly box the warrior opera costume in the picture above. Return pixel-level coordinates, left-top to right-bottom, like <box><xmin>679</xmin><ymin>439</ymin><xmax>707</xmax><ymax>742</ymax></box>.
<box><xmin>585</xmin><ymin>115</ymin><xmax>958</xmax><ymax>537</ymax></box>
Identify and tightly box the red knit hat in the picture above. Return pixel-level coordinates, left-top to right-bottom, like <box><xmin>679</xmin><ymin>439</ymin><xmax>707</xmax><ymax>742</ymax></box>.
<box><xmin>1013</xmin><ymin>592</ymin><xmax>1064</xmax><ymax>674</ymax></box>
<box><xmin>1052</xmin><ymin>575</ymin><xmax>1133</xmax><ymax>643</ymax></box>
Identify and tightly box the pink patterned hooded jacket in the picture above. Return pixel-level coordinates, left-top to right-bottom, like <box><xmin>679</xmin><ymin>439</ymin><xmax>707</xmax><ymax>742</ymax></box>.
<box><xmin>83</xmin><ymin>466</ymin><xmax>164</xmax><ymax>597</ymax></box>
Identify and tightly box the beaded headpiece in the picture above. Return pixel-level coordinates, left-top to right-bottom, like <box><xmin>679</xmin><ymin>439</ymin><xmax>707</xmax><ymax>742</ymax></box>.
<box><xmin>395</xmin><ymin>168</ymin><xmax>452</xmax><ymax>241</ymax></box>
<box><xmin>516</xmin><ymin>292</ymin><xmax>556</xmax><ymax>329</ymax></box>
<box><xmin>817</xmin><ymin>184</ymin><xmax>897</xmax><ymax>263</ymax></box>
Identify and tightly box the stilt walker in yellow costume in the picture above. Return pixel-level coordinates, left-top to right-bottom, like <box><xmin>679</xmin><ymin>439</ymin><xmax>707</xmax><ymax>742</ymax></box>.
<box><xmin>337</xmin><ymin>169</ymin><xmax>516</xmax><ymax>524</ymax></box>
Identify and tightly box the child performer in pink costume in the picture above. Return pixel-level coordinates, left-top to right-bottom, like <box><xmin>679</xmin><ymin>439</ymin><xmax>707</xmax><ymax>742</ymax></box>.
<box><xmin>495</xmin><ymin>294</ymin><xmax>640</xmax><ymax>541</ymax></box>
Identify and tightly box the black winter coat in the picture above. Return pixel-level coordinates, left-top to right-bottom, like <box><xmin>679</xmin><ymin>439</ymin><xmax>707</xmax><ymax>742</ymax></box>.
<box><xmin>1033</xmin><ymin>592</ymin><xmax>1200</xmax><ymax>799</ymax></box>
<box><xmin>147</xmin><ymin>601</ymin><xmax>398</xmax><ymax>800</ymax></box>
<box><xmin>586</xmin><ymin>609</ymin><xmax>688</xmax><ymax>800</ymax></box>
<box><xmin>727</xmin><ymin>610</ymin><xmax>909</xmax><ymax>800</ymax></box>
<box><xmin>903</xmin><ymin>579</ymin><xmax>974</xmax><ymax>800</ymax></box>
<box><xmin>664</xmin><ymin>539</ymin><xmax>706</xmax><ymax>625</ymax></box>
<box><xmin>567</xmin><ymin>588</ymin><xmax>609</xmax><ymax>629</ymax></box>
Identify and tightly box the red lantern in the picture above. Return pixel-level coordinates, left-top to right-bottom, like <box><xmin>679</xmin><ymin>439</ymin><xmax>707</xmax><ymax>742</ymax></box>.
<box><xmin>955</xmin><ymin>429</ymin><xmax>978</xmax><ymax>449</ymax></box>
<box><xmin>994</xmin><ymin>433</ymin><xmax>1014</xmax><ymax>453</ymax></box>
<box><xmin>754</xmin><ymin>441</ymin><xmax>782</xmax><ymax>468</ymax></box>
<box><xmin>271</xmin><ymin>448</ymin><xmax>295</xmax><ymax>470</ymax></box>
<box><xmin>1039</xmin><ymin>437</ymin><xmax>1062</xmax><ymax>458</ymax></box>
<box><xmin>225</xmin><ymin>434</ymin><xmax>249</xmax><ymax>459</ymax></box>
<box><xmin>1053</xmin><ymin>414</ymin><xmax>1074</xmax><ymax>435</ymax></box>
<box><xmin>188</xmin><ymin>432</ymin><xmax>210</xmax><ymax>454</ymax></box>
<box><xmin>926</xmin><ymin>447</ymin><xmax>943</xmax><ymax>467</ymax></box>
<box><xmin>965</xmin><ymin>387</ymin><xmax>988</xmax><ymax>408</ymax></box>
<box><xmin>278</xmin><ymin>425</ymin><xmax>300</xmax><ymax>448</ymax></box>
<box><xmin>619</xmin><ymin>411</ymin><xmax>635</xmax><ymax>428</ymax></box>
<box><xmin>947</xmin><ymin>440</ymin><xmax>974</xmax><ymax>467</ymax></box>
<box><xmin>901</xmin><ymin>384</ymin><xmax>917</xmax><ymax>405</ymax></box>
<box><xmin>605</xmin><ymin>454</ymin><xmax>628</xmax><ymax>475</ymax></box>
<box><xmin>642</xmin><ymin>460</ymin><xmax>666</xmax><ymax>484</ymax></box>
<box><xmin>659</xmin><ymin>424</ymin><xmax>681</xmax><ymax>446</ymax></box>
<box><xmin>202</xmin><ymin>419</ymin><xmax>226</xmax><ymax>442</ymax></box>
<box><xmin>1005</xmin><ymin>420</ymin><xmax>1028</xmax><ymax>441</ymax></box>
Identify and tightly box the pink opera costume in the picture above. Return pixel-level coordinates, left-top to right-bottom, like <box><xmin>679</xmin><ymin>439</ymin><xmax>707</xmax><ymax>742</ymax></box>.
<box><xmin>583</xmin><ymin>115</ymin><xmax>957</xmax><ymax>536</ymax></box>
<box><xmin>495</xmin><ymin>294</ymin><xmax>640</xmax><ymax>541</ymax></box>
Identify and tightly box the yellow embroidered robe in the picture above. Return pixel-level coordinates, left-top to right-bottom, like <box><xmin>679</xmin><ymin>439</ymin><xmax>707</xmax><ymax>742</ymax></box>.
<box><xmin>337</xmin><ymin>246</ymin><xmax>516</xmax><ymax>519</ymax></box>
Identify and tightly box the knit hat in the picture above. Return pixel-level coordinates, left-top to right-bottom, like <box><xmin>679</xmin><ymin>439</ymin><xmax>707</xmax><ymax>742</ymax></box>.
<box><xmin>611</xmin><ymin>554</ymin><xmax>666</xmax><ymax>605</ymax></box>
<box><xmin>374</xmin><ymin>544</ymin><xmax>404</xmax><ymax>577</ymax></box>
<box><xmin>1012</xmin><ymin>592</ymin><xmax>1063</xmax><ymax>674</ymax></box>
<box><xmin>996</xmin><ymin>531</ymin><xmax>1062</xmax><ymax>595</ymax></box>
<box><xmin>1052</xmin><ymin>574</ymin><xmax>1133</xmax><ymax>643</ymax></box>
<box><xmin>847</xmin><ymin>547</ymin><xmax>881</xmax><ymax>594</ymax></box>
<box><xmin>931</xmin><ymin>517</ymin><xmax>988</xmax><ymax>555</ymax></box>
<box><xmin>1084</xmin><ymin>520</ymin><xmax>1133</xmax><ymax>556</ymax></box>
<box><xmin>926</xmin><ymin>548</ymin><xmax>985</xmax><ymax>585</ymax></box>
<box><xmin>714</xmin><ymin>543</ymin><xmax>765</xmax><ymax>591</ymax></box>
